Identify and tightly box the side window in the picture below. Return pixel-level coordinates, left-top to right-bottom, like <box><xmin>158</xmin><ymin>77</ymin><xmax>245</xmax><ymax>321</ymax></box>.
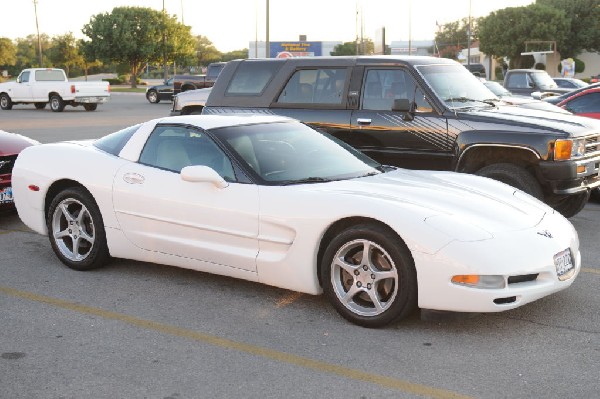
<box><xmin>20</xmin><ymin>71</ymin><xmax>30</xmax><ymax>83</ymax></box>
<box><xmin>362</xmin><ymin>69</ymin><xmax>417</xmax><ymax>111</ymax></box>
<box><xmin>506</xmin><ymin>73</ymin><xmax>527</xmax><ymax>89</ymax></box>
<box><xmin>566</xmin><ymin>93</ymin><xmax>600</xmax><ymax>113</ymax></box>
<box><xmin>277</xmin><ymin>68</ymin><xmax>348</xmax><ymax>105</ymax></box>
<box><xmin>226</xmin><ymin>61</ymin><xmax>281</xmax><ymax>95</ymax></box>
<box><xmin>139</xmin><ymin>125</ymin><xmax>235</xmax><ymax>181</ymax></box>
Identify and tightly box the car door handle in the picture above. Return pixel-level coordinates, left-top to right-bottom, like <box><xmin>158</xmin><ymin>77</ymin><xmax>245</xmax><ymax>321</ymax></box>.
<box><xmin>357</xmin><ymin>118</ymin><xmax>372</xmax><ymax>125</ymax></box>
<box><xmin>123</xmin><ymin>173</ymin><xmax>145</xmax><ymax>184</ymax></box>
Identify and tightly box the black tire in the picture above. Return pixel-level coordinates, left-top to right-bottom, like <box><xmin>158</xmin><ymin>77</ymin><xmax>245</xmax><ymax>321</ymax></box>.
<box><xmin>0</xmin><ymin>93</ymin><xmax>12</xmax><ymax>110</ymax></box>
<box><xmin>591</xmin><ymin>188</ymin><xmax>600</xmax><ymax>203</ymax></box>
<box><xmin>50</xmin><ymin>95</ymin><xmax>65</xmax><ymax>112</ymax></box>
<box><xmin>321</xmin><ymin>224</ymin><xmax>417</xmax><ymax>328</ymax></box>
<box><xmin>475</xmin><ymin>163</ymin><xmax>543</xmax><ymax>200</ymax></box>
<box><xmin>552</xmin><ymin>191</ymin><xmax>590</xmax><ymax>218</ymax></box>
<box><xmin>34</xmin><ymin>102</ymin><xmax>46</xmax><ymax>109</ymax></box>
<box><xmin>83</xmin><ymin>103</ymin><xmax>97</xmax><ymax>111</ymax></box>
<box><xmin>146</xmin><ymin>90</ymin><xmax>160</xmax><ymax>103</ymax></box>
<box><xmin>46</xmin><ymin>187</ymin><xmax>110</xmax><ymax>270</ymax></box>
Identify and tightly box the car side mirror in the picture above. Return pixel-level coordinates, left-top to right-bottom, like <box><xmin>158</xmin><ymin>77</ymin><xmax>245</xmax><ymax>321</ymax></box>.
<box><xmin>392</xmin><ymin>98</ymin><xmax>415</xmax><ymax>121</ymax></box>
<box><xmin>180</xmin><ymin>165</ymin><xmax>228</xmax><ymax>188</ymax></box>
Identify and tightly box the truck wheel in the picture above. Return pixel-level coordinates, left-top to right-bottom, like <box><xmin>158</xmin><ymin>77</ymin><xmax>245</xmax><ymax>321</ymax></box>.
<box><xmin>475</xmin><ymin>163</ymin><xmax>543</xmax><ymax>200</ymax></box>
<box><xmin>83</xmin><ymin>104</ymin><xmax>97</xmax><ymax>111</ymax></box>
<box><xmin>146</xmin><ymin>90</ymin><xmax>160</xmax><ymax>103</ymax></box>
<box><xmin>34</xmin><ymin>102</ymin><xmax>46</xmax><ymax>109</ymax></box>
<box><xmin>552</xmin><ymin>191</ymin><xmax>590</xmax><ymax>218</ymax></box>
<box><xmin>0</xmin><ymin>93</ymin><xmax>12</xmax><ymax>110</ymax></box>
<box><xmin>50</xmin><ymin>95</ymin><xmax>65</xmax><ymax>112</ymax></box>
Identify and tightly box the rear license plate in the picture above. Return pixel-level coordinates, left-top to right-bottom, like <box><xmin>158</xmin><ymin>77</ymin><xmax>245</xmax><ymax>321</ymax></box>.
<box><xmin>0</xmin><ymin>186</ymin><xmax>13</xmax><ymax>204</ymax></box>
<box><xmin>554</xmin><ymin>249</ymin><xmax>574</xmax><ymax>281</ymax></box>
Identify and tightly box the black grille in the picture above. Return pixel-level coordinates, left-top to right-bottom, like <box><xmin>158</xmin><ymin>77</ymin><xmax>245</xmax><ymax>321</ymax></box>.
<box><xmin>0</xmin><ymin>155</ymin><xmax>17</xmax><ymax>175</ymax></box>
<box><xmin>585</xmin><ymin>135</ymin><xmax>600</xmax><ymax>156</ymax></box>
<box><xmin>507</xmin><ymin>274</ymin><xmax>538</xmax><ymax>284</ymax></box>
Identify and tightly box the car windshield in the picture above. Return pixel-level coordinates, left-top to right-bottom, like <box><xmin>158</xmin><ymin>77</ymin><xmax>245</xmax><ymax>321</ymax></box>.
<box><xmin>416</xmin><ymin>64</ymin><xmax>498</xmax><ymax>109</ymax></box>
<box><xmin>213</xmin><ymin>121</ymin><xmax>382</xmax><ymax>185</ymax></box>
<box><xmin>484</xmin><ymin>81</ymin><xmax>511</xmax><ymax>97</ymax></box>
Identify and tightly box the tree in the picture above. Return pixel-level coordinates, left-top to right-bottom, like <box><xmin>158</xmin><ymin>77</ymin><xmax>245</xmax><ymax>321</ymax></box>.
<box><xmin>330</xmin><ymin>39</ymin><xmax>374</xmax><ymax>56</ymax></box>
<box><xmin>82</xmin><ymin>7</ymin><xmax>195</xmax><ymax>87</ymax></box>
<box><xmin>47</xmin><ymin>33</ymin><xmax>83</xmax><ymax>77</ymax></box>
<box><xmin>479</xmin><ymin>3</ymin><xmax>569</xmax><ymax>68</ymax></box>
<box><xmin>13</xmin><ymin>34</ymin><xmax>52</xmax><ymax>72</ymax></box>
<box><xmin>221</xmin><ymin>49</ymin><xmax>249</xmax><ymax>62</ymax></box>
<box><xmin>194</xmin><ymin>35</ymin><xmax>222</xmax><ymax>66</ymax></box>
<box><xmin>434</xmin><ymin>17</ymin><xmax>481</xmax><ymax>58</ymax></box>
<box><xmin>0</xmin><ymin>38</ymin><xmax>17</xmax><ymax>70</ymax></box>
<box><xmin>537</xmin><ymin>0</ymin><xmax>600</xmax><ymax>58</ymax></box>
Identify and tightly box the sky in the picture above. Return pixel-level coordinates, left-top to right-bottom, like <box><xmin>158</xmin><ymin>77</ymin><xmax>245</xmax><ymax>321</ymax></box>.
<box><xmin>1</xmin><ymin>0</ymin><xmax>535</xmax><ymax>52</ymax></box>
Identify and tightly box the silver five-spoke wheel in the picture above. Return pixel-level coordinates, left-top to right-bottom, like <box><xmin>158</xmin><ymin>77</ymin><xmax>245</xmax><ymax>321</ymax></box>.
<box><xmin>51</xmin><ymin>198</ymin><xmax>95</xmax><ymax>262</ymax></box>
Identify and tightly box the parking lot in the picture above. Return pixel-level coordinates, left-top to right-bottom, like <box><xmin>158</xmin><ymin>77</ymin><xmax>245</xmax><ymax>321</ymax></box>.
<box><xmin>1</xmin><ymin>93</ymin><xmax>599</xmax><ymax>398</ymax></box>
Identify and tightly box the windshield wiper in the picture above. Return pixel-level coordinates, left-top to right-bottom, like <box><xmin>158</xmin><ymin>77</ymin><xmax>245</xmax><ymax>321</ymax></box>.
<box><xmin>443</xmin><ymin>97</ymin><xmax>496</xmax><ymax>107</ymax></box>
<box><xmin>280</xmin><ymin>176</ymin><xmax>332</xmax><ymax>186</ymax></box>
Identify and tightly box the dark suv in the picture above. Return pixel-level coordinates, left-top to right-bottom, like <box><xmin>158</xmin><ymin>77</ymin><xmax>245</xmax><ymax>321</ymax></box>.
<box><xmin>201</xmin><ymin>56</ymin><xmax>600</xmax><ymax>217</ymax></box>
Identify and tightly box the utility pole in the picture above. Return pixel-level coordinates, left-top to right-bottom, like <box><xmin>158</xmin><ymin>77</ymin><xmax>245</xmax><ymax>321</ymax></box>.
<box><xmin>467</xmin><ymin>0</ymin><xmax>472</xmax><ymax>66</ymax></box>
<box><xmin>33</xmin><ymin>0</ymin><xmax>43</xmax><ymax>66</ymax></box>
<box><xmin>162</xmin><ymin>0</ymin><xmax>168</xmax><ymax>81</ymax></box>
<box><xmin>265</xmin><ymin>0</ymin><xmax>270</xmax><ymax>58</ymax></box>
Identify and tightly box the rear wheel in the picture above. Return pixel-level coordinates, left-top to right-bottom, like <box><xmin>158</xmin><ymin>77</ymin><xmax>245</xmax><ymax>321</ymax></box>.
<box><xmin>83</xmin><ymin>103</ymin><xmax>97</xmax><ymax>111</ymax></box>
<box><xmin>321</xmin><ymin>224</ymin><xmax>417</xmax><ymax>328</ymax></box>
<box><xmin>0</xmin><ymin>93</ymin><xmax>12</xmax><ymax>110</ymax></box>
<box><xmin>46</xmin><ymin>187</ymin><xmax>110</xmax><ymax>270</ymax></box>
<box><xmin>50</xmin><ymin>95</ymin><xmax>65</xmax><ymax>112</ymax></box>
<box><xmin>475</xmin><ymin>163</ymin><xmax>543</xmax><ymax>199</ymax></box>
<box><xmin>34</xmin><ymin>102</ymin><xmax>46</xmax><ymax>109</ymax></box>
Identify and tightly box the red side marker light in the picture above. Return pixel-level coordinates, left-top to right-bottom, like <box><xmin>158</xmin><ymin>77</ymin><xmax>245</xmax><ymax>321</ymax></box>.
<box><xmin>28</xmin><ymin>185</ymin><xmax>40</xmax><ymax>191</ymax></box>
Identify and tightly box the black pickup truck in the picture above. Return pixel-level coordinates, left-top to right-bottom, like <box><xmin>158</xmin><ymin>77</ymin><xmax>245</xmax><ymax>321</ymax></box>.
<box><xmin>202</xmin><ymin>56</ymin><xmax>600</xmax><ymax>217</ymax></box>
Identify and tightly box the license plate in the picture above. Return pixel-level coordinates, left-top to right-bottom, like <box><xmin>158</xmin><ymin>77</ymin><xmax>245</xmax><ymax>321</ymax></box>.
<box><xmin>554</xmin><ymin>249</ymin><xmax>574</xmax><ymax>281</ymax></box>
<box><xmin>0</xmin><ymin>186</ymin><xmax>13</xmax><ymax>204</ymax></box>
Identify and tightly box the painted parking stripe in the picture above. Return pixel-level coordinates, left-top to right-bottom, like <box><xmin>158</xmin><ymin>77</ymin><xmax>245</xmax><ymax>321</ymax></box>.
<box><xmin>0</xmin><ymin>285</ymin><xmax>472</xmax><ymax>399</ymax></box>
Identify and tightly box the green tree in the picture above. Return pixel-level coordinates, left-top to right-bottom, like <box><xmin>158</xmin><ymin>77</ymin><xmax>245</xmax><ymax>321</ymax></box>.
<box><xmin>479</xmin><ymin>3</ymin><xmax>569</xmax><ymax>68</ymax></box>
<box><xmin>221</xmin><ymin>49</ymin><xmax>248</xmax><ymax>62</ymax></box>
<box><xmin>536</xmin><ymin>0</ymin><xmax>600</xmax><ymax>58</ymax></box>
<box><xmin>13</xmin><ymin>34</ymin><xmax>52</xmax><ymax>72</ymax></box>
<box><xmin>434</xmin><ymin>17</ymin><xmax>481</xmax><ymax>58</ymax></box>
<box><xmin>0</xmin><ymin>37</ymin><xmax>17</xmax><ymax>69</ymax></box>
<box><xmin>82</xmin><ymin>7</ymin><xmax>195</xmax><ymax>87</ymax></box>
<box><xmin>330</xmin><ymin>39</ymin><xmax>374</xmax><ymax>56</ymax></box>
<box><xmin>47</xmin><ymin>33</ymin><xmax>83</xmax><ymax>77</ymax></box>
<box><xmin>194</xmin><ymin>35</ymin><xmax>222</xmax><ymax>66</ymax></box>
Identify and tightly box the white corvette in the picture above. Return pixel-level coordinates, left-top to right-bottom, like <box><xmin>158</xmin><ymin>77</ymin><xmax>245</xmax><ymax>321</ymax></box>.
<box><xmin>13</xmin><ymin>115</ymin><xmax>580</xmax><ymax>327</ymax></box>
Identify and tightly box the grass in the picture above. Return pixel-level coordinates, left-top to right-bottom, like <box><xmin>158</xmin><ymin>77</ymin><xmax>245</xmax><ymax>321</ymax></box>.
<box><xmin>110</xmin><ymin>86</ymin><xmax>147</xmax><ymax>93</ymax></box>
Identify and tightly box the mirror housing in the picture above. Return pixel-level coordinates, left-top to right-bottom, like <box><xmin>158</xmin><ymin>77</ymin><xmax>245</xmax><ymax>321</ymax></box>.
<box><xmin>180</xmin><ymin>165</ymin><xmax>228</xmax><ymax>188</ymax></box>
<box><xmin>392</xmin><ymin>98</ymin><xmax>414</xmax><ymax>121</ymax></box>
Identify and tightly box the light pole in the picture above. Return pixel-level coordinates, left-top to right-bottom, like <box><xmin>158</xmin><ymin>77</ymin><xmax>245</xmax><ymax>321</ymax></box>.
<box><xmin>162</xmin><ymin>0</ymin><xmax>168</xmax><ymax>81</ymax></box>
<box><xmin>467</xmin><ymin>0</ymin><xmax>472</xmax><ymax>67</ymax></box>
<box><xmin>265</xmin><ymin>0</ymin><xmax>270</xmax><ymax>58</ymax></box>
<box><xmin>33</xmin><ymin>0</ymin><xmax>43</xmax><ymax>66</ymax></box>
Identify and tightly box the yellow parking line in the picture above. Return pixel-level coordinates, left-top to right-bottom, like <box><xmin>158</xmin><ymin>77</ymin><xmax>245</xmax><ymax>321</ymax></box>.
<box><xmin>0</xmin><ymin>285</ymin><xmax>471</xmax><ymax>399</ymax></box>
<box><xmin>276</xmin><ymin>291</ymin><xmax>304</xmax><ymax>308</ymax></box>
<box><xmin>582</xmin><ymin>268</ymin><xmax>600</xmax><ymax>275</ymax></box>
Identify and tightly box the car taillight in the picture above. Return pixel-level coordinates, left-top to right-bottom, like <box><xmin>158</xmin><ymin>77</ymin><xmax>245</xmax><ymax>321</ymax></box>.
<box><xmin>70</xmin><ymin>85</ymin><xmax>76</xmax><ymax>94</ymax></box>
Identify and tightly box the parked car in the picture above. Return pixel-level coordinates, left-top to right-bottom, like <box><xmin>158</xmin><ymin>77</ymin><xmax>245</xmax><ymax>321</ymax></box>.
<box><xmin>557</xmin><ymin>87</ymin><xmax>600</xmax><ymax>119</ymax></box>
<box><xmin>173</xmin><ymin>62</ymin><xmax>227</xmax><ymax>95</ymax></box>
<box><xmin>590</xmin><ymin>75</ymin><xmax>599</xmax><ymax>84</ymax></box>
<box><xmin>553</xmin><ymin>77</ymin><xmax>588</xmax><ymax>89</ymax></box>
<box><xmin>482</xmin><ymin>80</ymin><xmax>570</xmax><ymax>114</ymax></box>
<box><xmin>463</xmin><ymin>63</ymin><xmax>486</xmax><ymax>78</ymax></box>
<box><xmin>12</xmin><ymin>115</ymin><xmax>580</xmax><ymax>327</ymax></box>
<box><xmin>544</xmin><ymin>82</ymin><xmax>600</xmax><ymax>105</ymax></box>
<box><xmin>202</xmin><ymin>56</ymin><xmax>600</xmax><ymax>217</ymax></box>
<box><xmin>0</xmin><ymin>130</ymin><xmax>39</xmax><ymax>207</ymax></box>
<box><xmin>0</xmin><ymin>68</ymin><xmax>110</xmax><ymax>112</ymax></box>
<box><xmin>146</xmin><ymin>77</ymin><xmax>174</xmax><ymax>103</ymax></box>
<box><xmin>170</xmin><ymin>87</ymin><xmax>212</xmax><ymax>115</ymax></box>
<box><xmin>503</xmin><ymin>69</ymin><xmax>572</xmax><ymax>97</ymax></box>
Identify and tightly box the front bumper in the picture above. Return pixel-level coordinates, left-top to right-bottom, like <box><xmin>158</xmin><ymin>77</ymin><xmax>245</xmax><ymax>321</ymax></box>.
<box><xmin>538</xmin><ymin>157</ymin><xmax>600</xmax><ymax>195</ymax></box>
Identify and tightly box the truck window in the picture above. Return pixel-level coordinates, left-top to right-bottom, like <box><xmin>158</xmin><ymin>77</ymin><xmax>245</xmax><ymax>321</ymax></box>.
<box><xmin>226</xmin><ymin>61</ymin><xmax>282</xmax><ymax>96</ymax></box>
<box><xmin>277</xmin><ymin>68</ymin><xmax>348</xmax><ymax>105</ymax></box>
<box><xmin>34</xmin><ymin>69</ymin><xmax>65</xmax><ymax>81</ymax></box>
<box><xmin>19</xmin><ymin>71</ymin><xmax>30</xmax><ymax>83</ymax></box>
<box><xmin>361</xmin><ymin>69</ymin><xmax>430</xmax><ymax>111</ymax></box>
<box><xmin>506</xmin><ymin>73</ymin><xmax>528</xmax><ymax>89</ymax></box>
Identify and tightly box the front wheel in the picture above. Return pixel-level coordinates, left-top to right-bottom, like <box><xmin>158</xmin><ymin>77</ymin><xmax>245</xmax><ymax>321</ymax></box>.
<box><xmin>50</xmin><ymin>95</ymin><xmax>65</xmax><ymax>112</ymax></box>
<box><xmin>146</xmin><ymin>90</ymin><xmax>160</xmax><ymax>103</ymax></box>
<box><xmin>321</xmin><ymin>224</ymin><xmax>417</xmax><ymax>328</ymax></box>
<box><xmin>46</xmin><ymin>187</ymin><xmax>110</xmax><ymax>270</ymax></box>
<box><xmin>552</xmin><ymin>191</ymin><xmax>590</xmax><ymax>218</ymax></box>
<box><xmin>0</xmin><ymin>93</ymin><xmax>12</xmax><ymax>110</ymax></box>
<box><xmin>475</xmin><ymin>163</ymin><xmax>543</xmax><ymax>199</ymax></box>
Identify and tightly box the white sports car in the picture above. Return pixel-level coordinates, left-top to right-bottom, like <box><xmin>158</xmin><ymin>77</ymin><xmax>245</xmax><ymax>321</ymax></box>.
<box><xmin>12</xmin><ymin>115</ymin><xmax>580</xmax><ymax>327</ymax></box>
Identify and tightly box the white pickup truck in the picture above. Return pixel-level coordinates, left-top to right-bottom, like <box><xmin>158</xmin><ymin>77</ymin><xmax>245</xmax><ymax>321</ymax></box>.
<box><xmin>0</xmin><ymin>68</ymin><xmax>110</xmax><ymax>112</ymax></box>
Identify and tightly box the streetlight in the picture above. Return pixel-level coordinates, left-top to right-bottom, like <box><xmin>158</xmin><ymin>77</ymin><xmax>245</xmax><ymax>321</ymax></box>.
<box><xmin>162</xmin><ymin>0</ymin><xmax>168</xmax><ymax>81</ymax></box>
<box><xmin>265</xmin><ymin>0</ymin><xmax>270</xmax><ymax>58</ymax></box>
<box><xmin>33</xmin><ymin>0</ymin><xmax>43</xmax><ymax>66</ymax></box>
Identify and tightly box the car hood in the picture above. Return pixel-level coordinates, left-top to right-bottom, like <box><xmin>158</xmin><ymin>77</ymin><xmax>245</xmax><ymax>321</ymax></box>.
<box><xmin>498</xmin><ymin>96</ymin><xmax>570</xmax><ymax>114</ymax></box>
<box><xmin>309</xmin><ymin>168</ymin><xmax>551</xmax><ymax>234</ymax></box>
<box><xmin>460</xmin><ymin>104</ymin><xmax>600</xmax><ymax>136</ymax></box>
<box><xmin>0</xmin><ymin>130</ymin><xmax>39</xmax><ymax>156</ymax></box>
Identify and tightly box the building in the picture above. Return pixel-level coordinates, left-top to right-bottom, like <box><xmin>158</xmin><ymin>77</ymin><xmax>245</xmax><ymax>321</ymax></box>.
<box><xmin>249</xmin><ymin>41</ymin><xmax>342</xmax><ymax>59</ymax></box>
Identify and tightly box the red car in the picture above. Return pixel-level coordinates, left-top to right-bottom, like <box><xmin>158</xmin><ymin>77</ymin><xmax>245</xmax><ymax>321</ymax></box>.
<box><xmin>557</xmin><ymin>87</ymin><xmax>600</xmax><ymax>119</ymax></box>
<box><xmin>0</xmin><ymin>130</ymin><xmax>39</xmax><ymax>207</ymax></box>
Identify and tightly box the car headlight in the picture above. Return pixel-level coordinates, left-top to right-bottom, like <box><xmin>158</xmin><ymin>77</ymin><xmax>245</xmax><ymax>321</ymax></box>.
<box><xmin>554</xmin><ymin>138</ymin><xmax>585</xmax><ymax>160</ymax></box>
